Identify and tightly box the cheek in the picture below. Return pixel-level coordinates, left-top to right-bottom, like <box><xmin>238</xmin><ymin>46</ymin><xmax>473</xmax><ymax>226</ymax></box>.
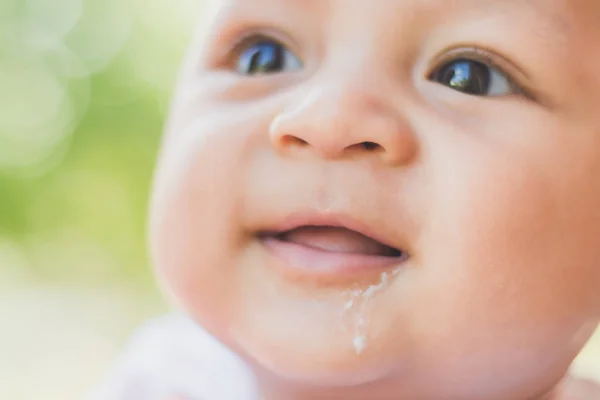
<box><xmin>149</xmin><ymin>111</ymin><xmax>260</xmax><ymax>337</ymax></box>
<box><xmin>414</xmin><ymin>128</ymin><xmax>600</xmax><ymax>381</ymax></box>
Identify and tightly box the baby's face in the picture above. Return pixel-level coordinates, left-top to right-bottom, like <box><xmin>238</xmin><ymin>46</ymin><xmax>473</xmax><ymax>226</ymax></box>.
<box><xmin>150</xmin><ymin>0</ymin><xmax>600</xmax><ymax>398</ymax></box>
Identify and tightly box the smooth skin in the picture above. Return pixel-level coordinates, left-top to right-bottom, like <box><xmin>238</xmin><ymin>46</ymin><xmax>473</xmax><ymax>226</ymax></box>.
<box><xmin>149</xmin><ymin>0</ymin><xmax>600</xmax><ymax>398</ymax></box>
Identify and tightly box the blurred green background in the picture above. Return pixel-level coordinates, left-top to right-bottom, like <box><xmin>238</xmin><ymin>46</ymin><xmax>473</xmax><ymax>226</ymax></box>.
<box><xmin>0</xmin><ymin>1</ymin><xmax>598</xmax><ymax>399</ymax></box>
<box><xmin>0</xmin><ymin>0</ymin><xmax>202</xmax><ymax>398</ymax></box>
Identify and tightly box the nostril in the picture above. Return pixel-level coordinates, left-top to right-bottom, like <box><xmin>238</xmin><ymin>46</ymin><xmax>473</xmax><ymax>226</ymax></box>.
<box><xmin>361</xmin><ymin>141</ymin><xmax>380</xmax><ymax>150</ymax></box>
<box><xmin>281</xmin><ymin>135</ymin><xmax>309</xmax><ymax>147</ymax></box>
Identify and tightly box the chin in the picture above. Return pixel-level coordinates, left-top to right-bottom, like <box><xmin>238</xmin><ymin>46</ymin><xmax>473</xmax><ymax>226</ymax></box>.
<box><xmin>218</xmin><ymin>287</ymin><xmax>411</xmax><ymax>388</ymax></box>
<box><xmin>242</xmin><ymin>335</ymin><xmax>399</xmax><ymax>387</ymax></box>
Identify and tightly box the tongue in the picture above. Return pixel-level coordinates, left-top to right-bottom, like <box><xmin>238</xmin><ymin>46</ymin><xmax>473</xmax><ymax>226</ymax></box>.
<box><xmin>280</xmin><ymin>226</ymin><xmax>398</xmax><ymax>256</ymax></box>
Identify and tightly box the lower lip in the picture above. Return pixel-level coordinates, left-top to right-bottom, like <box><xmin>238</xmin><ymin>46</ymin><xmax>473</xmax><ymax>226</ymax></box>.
<box><xmin>259</xmin><ymin>236</ymin><xmax>406</xmax><ymax>281</ymax></box>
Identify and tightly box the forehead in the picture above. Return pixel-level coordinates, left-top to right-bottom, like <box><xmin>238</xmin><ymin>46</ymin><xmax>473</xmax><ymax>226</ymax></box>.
<box><xmin>204</xmin><ymin>0</ymin><xmax>593</xmax><ymax>28</ymax></box>
<box><xmin>197</xmin><ymin>0</ymin><xmax>600</xmax><ymax>105</ymax></box>
<box><xmin>199</xmin><ymin>0</ymin><xmax>598</xmax><ymax>64</ymax></box>
<box><xmin>198</xmin><ymin>0</ymin><xmax>600</xmax><ymax>60</ymax></box>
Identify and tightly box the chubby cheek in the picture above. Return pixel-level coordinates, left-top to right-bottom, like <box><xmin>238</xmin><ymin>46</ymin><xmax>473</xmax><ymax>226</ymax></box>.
<box><xmin>149</xmin><ymin>112</ymin><xmax>256</xmax><ymax>342</ymax></box>
<box><xmin>413</xmin><ymin>127</ymin><xmax>600</xmax><ymax>384</ymax></box>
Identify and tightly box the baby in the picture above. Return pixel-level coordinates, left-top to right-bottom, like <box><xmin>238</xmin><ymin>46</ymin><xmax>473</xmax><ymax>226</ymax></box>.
<box><xmin>94</xmin><ymin>0</ymin><xmax>600</xmax><ymax>398</ymax></box>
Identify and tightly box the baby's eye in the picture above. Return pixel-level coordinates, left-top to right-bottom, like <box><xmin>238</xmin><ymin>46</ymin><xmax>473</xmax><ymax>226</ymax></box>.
<box><xmin>429</xmin><ymin>59</ymin><xmax>515</xmax><ymax>97</ymax></box>
<box><xmin>236</xmin><ymin>38</ymin><xmax>302</xmax><ymax>76</ymax></box>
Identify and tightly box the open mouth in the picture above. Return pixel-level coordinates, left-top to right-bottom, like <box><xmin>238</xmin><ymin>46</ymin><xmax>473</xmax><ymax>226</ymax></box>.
<box><xmin>268</xmin><ymin>226</ymin><xmax>404</xmax><ymax>258</ymax></box>
<box><xmin>257</xmin><ymin>222</ymin><xmax>408</xmax><ymax>278</ymax></box>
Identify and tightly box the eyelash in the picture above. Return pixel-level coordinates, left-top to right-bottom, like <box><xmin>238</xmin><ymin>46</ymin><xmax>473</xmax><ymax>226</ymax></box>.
<box><xmin>216</xmin><ymin>29</ymin><xmax>298</xmax><ymax>70</ymax></box>
<box><xmin>428</xmin><ymin>46</ymin><xmax>531</xmax><ymax>98</ymax></box>
<box><xmin>216</xmin><ymin>32</ymin><xmax>534</xmax><ymax>100</ymax></box>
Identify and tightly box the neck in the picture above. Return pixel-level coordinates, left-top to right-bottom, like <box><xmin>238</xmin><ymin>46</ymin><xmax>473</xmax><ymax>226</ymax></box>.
<box><xmin>258</xmin><ymin>387</ymin><xmax>562</xmax><ymax>400</ymax></box>
<box><xmin>251</xmin><ymin>365</ymin><xmax>408</xmax><ymax>400</ymax></box>
<box><xmin>253</xmin><ymin>371</ymin><xmax>567</xmax><ymax>400</ymax></box>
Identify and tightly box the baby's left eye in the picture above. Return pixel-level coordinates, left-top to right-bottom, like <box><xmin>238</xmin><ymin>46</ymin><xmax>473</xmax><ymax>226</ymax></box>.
<box><xmin>429</xmin><ymin>59</ymin><xmax>515</xmax><ymax>97</ymax></box>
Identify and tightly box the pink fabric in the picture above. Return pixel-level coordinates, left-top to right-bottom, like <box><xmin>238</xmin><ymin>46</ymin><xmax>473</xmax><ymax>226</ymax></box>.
<box><xmin>87</xmin><ymin>313</ymin><xmax>258</xmax><ymax>400</ymax></box>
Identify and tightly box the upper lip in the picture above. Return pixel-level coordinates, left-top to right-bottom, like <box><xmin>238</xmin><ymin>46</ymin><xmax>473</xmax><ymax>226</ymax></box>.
<box><xmin>257</xmin><ymin>211</ymin><xmax>407</xmax><ymax>256</ymax></box>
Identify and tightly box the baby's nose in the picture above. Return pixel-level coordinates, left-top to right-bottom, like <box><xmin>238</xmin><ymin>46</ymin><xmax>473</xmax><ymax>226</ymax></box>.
<box><xmin>269</xmin><ymin>78</ymin><xmax>418</xmax><ymax>166</ymax></box>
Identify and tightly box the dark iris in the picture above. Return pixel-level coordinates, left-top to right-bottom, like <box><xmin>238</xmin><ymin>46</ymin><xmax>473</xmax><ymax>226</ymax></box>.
<box><xmin>238</xmin><ymin>40</ymin><xmax>286</xmax><ymax>75</ymax></box>
<box><xmin>431</xmin><ymin>60</ymin><xmax>491</xmax><ymax>96</ymax></box>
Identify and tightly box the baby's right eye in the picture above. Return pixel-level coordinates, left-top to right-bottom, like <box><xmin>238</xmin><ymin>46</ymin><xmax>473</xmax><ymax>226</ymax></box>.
<box><xmin>235</xmin><ymin>38</ymin><xmax>303</xmax><ymax>76</ymax></box>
